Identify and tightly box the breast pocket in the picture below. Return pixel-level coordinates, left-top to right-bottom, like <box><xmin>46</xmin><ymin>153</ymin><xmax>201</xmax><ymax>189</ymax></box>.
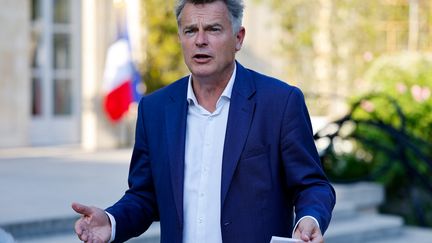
<box><xmin>238</xmin><ymin>145</ymin><xmax>273</xmax><ymax>192</ymax></box>
<box><xmin>240</xmin><ymin>145</ymin><xmax>270</xmax><ymax>161</ymax></box>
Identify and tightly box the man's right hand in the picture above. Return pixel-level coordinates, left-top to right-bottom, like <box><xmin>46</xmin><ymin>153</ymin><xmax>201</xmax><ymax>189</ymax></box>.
<box><xmin>72</xmin><ymin>202</ymin><xmax>112</xmax><ymax>243</ymax></box>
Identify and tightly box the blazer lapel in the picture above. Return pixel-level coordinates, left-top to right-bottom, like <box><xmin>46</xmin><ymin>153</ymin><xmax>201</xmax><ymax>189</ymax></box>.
<box><xmin>221</xmin><ymin>63</ymin><xmax>256</xmax><ymax>206</ymax></box>
<box><xmin>165</xmin><ymin>78</ymin><xmax>189</xmax><ymax>226</ymax></box>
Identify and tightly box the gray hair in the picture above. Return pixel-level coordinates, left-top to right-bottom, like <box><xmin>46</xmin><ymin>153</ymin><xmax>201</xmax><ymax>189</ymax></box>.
<box><xmin>175</xmin><ymin>0</ymin><xmax>244</xmax><ymax>34</ymax></box>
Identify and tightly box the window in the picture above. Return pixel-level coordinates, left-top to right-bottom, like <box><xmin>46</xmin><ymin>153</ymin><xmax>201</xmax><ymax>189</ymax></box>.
<box><xmin>30</xmin><ymin>0</ymin><xmax>80</xmax><ymax>145</ymax></box>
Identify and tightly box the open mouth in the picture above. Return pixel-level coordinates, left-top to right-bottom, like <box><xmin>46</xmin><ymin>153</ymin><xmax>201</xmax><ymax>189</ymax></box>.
<box><xmin>193</xmin><ymin>54</ymin><xmax>212</xmax><ymax>60</ymax></box>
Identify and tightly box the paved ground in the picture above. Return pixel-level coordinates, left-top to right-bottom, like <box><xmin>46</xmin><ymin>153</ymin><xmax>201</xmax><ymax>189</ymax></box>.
<box><xmin>2</xmin><ymin>145</ymin><xmax>432</xmax><ymax>243</ymax></box>
<box><xmin>0</xmin><ymin>145</ymin><xmax>159</xmax><ymax>242</ymax></box>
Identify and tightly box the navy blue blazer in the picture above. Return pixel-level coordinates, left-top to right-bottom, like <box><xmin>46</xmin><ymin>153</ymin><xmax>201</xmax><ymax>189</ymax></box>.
<box><xmin>106</xmin><ymin>62</ymin><xmax>335</xmax><ymax>243</ymax></box>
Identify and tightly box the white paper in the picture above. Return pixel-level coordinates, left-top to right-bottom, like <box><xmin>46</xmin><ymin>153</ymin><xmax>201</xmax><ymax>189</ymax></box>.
<box><xmin>270</xmin><ymin>236</ymin><xmax>303</xmax><ymax>243</ymax></box>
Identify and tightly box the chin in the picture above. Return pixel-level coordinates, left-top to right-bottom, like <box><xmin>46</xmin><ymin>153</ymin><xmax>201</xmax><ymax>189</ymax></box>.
<box><xmin>190</xmin><ymin>66</ymin><xmax>215</xmax><ymax>78</ymax></box>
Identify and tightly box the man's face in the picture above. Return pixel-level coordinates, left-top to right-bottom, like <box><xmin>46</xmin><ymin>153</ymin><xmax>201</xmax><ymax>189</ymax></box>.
<box><xmin>178</xmin><ymin>1</ymin><xmax>245</xmax><ymax>80</ymax></box>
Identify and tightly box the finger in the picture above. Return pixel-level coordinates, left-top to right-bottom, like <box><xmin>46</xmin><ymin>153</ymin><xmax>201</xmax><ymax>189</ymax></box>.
<box><xmin>310</xmin><ymin>230</ymin><xmax>324</xmax><ymax>243</ymax></box>
<box><xmin>79</xmin><ymin>228</ymin><xmax>89</xmax><ymax>242</ymax></box>
<box><xmin>310</xmin><ymin>235</ymin><xmax>323</xmax><ymax>243</ymax></box>
<box><xmin>293</xmin><ymin>223</ymin><xmax>310</xmax><ymax>241</ymax></box>
<box><xmin>74</xmin><ymin>219</ymin><xmax>84</xmax><ymax>235</ymax></box>
<box><xmin>301</xmin><ymin>231</ymin><xmax>311</xmax><ymax>242</ymax></box>
<box><xmin>72</xmin><ymin>202</ymin><xmax>93</xmax><ymax>216</ymax></box>
<box><xmin>300</xmin><ymin>225</ymin><xmax>313</xmax><ymax>242</ymax></box>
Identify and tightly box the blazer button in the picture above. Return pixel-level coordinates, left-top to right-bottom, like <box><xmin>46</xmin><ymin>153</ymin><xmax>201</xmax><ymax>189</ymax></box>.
<box><xmin>223</xmin><ymin>221</ymin><xmax>231</xmax><ymax>226</ymax></box>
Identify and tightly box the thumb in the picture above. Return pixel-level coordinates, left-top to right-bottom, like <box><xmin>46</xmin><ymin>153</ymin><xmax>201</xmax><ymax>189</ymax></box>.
<box><xmin>72</xmin><ymin>202</ymin><xmax>93</xmax><ymax>216</ymax></box>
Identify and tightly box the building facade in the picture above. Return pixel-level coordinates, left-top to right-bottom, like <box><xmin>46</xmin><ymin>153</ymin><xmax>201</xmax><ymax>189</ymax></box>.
<box><xmin>0</xmin><ymin>0</ymin><xmax>127</xmax><ymax>149</ymax></box>
<box><xmin>1</xmin><ymin>0</ymin><xmax>31</xmax><ymax>148</ymax></box>
<box><xmin>0</xmin><ymin>0</ymin><xmax>283</xmax><ymax>150</ymax></box>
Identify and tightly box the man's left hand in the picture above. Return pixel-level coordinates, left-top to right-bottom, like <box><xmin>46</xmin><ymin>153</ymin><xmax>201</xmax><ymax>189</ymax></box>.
<box><xmin>293</xmin><ymin>217</ymin><xmax>324</xmax><ymax>243</ymax></box>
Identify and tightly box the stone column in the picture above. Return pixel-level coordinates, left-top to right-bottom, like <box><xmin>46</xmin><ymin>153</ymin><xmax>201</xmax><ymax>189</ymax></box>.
<box><xmin>0</xmin><ymin>1</ymin><xmax>30</xmax><ymax>147</ymax></box>
<box><xmin>237</xmin><ymin>0</ymin><xmax>286</xmax><ymax>81</ymax></box>
<box><xmin>81</xmin><ymin>0</ymin><xmax>116</xmax><ymax>150</ymax></box>
<box><xmin>312</xmin><ymin>0</ymin><xmax>333</xmax><ymax>114</ymax></box>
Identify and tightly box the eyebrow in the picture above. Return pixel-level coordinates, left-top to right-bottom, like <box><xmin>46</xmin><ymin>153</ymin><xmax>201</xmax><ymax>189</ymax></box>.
<box><xmin>183</xmin><ymin>22</ymin><xmax>223</xmax><ymax>30</ymax></box>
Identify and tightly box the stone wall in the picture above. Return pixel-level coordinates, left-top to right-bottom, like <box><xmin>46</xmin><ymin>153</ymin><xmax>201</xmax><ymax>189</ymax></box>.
<box><xmin>0</xmin><ymin>1</ymin><xmax>30</xmax><ymax>147</ymax></box>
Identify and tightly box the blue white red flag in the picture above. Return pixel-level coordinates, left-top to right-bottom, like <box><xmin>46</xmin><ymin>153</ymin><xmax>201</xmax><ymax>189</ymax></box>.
<box><xmin>102</xmin><ymin>27</ymin><xmax>142</xmax><ymax>122</ymax></box>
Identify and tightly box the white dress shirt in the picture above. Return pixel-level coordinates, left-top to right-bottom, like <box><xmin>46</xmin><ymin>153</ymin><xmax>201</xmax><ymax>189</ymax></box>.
<box><xmin>182</xmin><ymin>65</ymin><xmax>236</xmax><ymax>243</ymax></box>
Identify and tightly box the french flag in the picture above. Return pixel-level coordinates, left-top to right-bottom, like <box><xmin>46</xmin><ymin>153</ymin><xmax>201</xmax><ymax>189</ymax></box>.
<box><xmin>102</xmin><ymin>33</ymin><xmax>142</xmax><ymax>122</ymax></box>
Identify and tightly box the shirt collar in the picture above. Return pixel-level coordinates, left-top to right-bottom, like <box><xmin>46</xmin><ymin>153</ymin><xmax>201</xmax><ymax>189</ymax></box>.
<box><xmin>187</xmin><ymin>63</ymin><xmax>237</xmax><ymax>105</ymax></box>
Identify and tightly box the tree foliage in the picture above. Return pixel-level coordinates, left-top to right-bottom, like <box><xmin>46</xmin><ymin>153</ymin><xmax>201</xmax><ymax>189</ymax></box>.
<box><xmin>263</xmin><ymin>0</ymin><xmax>432</xmax><ymax>114</ymax></box>
<box><xmin>139</xmin><ymin>0</ymin><xmax>187</xmax><ymax>93</ymax></box>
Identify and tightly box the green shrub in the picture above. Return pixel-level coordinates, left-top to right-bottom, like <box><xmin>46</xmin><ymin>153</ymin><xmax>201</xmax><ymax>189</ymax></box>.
<box><xmin>362</xmin><ymin>51</ymin><xmax>432</xmax><ymax>140</ymax></box>
<box><xmin>319</xmin><ymin>51</ymin><xmax>432</xmax><ymax>226</ymax></box>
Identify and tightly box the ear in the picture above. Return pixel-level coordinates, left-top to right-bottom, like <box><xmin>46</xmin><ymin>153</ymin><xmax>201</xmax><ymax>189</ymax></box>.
<box><xmin>235</xmin><ymin>27</ymin><xmax>246</xmax><ymax>51</ymax></box>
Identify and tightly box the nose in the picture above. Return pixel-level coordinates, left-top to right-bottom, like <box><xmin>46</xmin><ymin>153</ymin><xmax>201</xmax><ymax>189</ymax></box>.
<box><xmin>195</xmin><ymin>29</ymin><xmax>208</xmax><ymax>47</ymax></box>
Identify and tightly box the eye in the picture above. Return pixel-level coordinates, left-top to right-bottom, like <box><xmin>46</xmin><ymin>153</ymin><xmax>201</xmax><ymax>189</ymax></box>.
<box><xmin>209</xmin><ymin>26</ymin><xmax>222</xmax><ymax>33</ymax></box>
<box><xmin>183</xmin><ymin>28</ymin><xmax>196</xmax><ymax>36</ymax></box>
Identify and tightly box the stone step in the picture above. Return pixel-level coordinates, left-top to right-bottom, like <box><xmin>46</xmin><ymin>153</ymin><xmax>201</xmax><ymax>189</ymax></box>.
<box><xmin>334</xmin><ymin>182</ymin><xmax>384</xmax><ymax>212</ymax></box>
<box><xmin>0</xmin><ymin>216</ymin><xmax>78</xmax><ymax>239</ymax></box>
<box><xmin>6</xmin><ymin>219</ymin><xmax>160</xmax><ymax>243</ymax></box>
<box><xmin>17</xmin><ymin>222</ymin><xmax>160</xmax><ymax>243</ymax></box>
<box><xmin>0</xmin><ymin>216</ymin><xmax>78</xmax><ymax>240</ymax></box>
<box><xmin>325</xmin><ymin>214</ymin><xmax>403</xmax><ymax>243</ymax></box>
<box><xmin>331</xmin><ymin>182</ymin><xmax>386</xmax><ymax>221</ymax></box>
<box><xmin>18</xmin><ymin>232</ymin><xmax>160</xmax><ymax>243</ymax></box>
<box><xmin>331</xmin><ymin>201</ymin><xmax>358</xmax><ymax>221</ymax></box>
<box><xmin>365</xmin><ymin>226</ymin><xmax>432</xmax><ymax>243</ymax></box>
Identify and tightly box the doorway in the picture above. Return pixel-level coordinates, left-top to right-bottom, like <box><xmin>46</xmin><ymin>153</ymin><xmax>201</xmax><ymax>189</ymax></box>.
<box><xmin>30</xmin><ymin>0</ymin><xmax>81</xmax><ymax>145</ymax></box>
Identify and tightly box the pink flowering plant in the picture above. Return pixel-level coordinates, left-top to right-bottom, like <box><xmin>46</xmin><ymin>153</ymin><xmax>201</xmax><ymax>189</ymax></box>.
<box><xmin>355</xmin><ymin>52</ymin><xmax>432</xmax><ymax>226</ymax></box>
<box><xmin>362</xmin><ymin>51</ymin><xmax>432</xmax><ymax>141</ymax></box>
<box><xmin>317</xmin><ymin>52</ymin><xmax>432</xmax><ymax>226</ymax></box>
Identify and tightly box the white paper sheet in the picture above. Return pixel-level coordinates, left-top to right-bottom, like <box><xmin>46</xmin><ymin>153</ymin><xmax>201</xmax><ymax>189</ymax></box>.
<box><xmin>269</xmin><ymin>236</ymin><xmax>303</xmax><ymax>243</ymax></box>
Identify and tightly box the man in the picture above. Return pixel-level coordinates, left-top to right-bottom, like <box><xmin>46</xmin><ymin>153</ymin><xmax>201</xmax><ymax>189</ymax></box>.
<box><xmin>72</xmin><ymin>0</ymin><xmax>335</xmax><ymax>242</ymax></box>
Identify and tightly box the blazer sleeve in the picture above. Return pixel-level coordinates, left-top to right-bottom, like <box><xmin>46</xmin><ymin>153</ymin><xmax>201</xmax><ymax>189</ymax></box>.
<box><xmin>106</xmin><ymin>98</ymin><xmax>159</xmax><ymax>242</ymax></box>
<box><xmin>280</xmin><ymin>87</ymin><xmax>336</xmax><ymax>233</ymax></box>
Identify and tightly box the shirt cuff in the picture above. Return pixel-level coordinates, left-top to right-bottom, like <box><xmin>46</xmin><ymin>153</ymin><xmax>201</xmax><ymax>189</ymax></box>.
<box><xmin>292</xmin><ymin>215</ymin><xmax>320</xmax><ymax>238</ymax></box>
<box><xmin>105</xmin><ymin>211</ymin><xmax>116</xmax><ymax>242</ymax></box>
